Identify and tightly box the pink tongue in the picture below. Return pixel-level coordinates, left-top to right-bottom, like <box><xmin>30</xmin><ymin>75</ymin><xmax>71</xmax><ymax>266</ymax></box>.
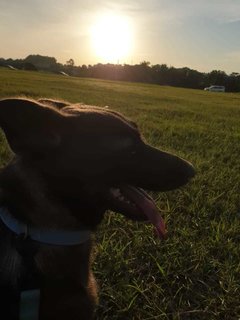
<box><xmin>123</xmin><ymin>186</ymin><xmax>167</xmax><ymax>240</ymax></box>
<box><xmin>144</xmin><ymin>200</ymin><xmax>167</xmax><ymax>239</ymax></box>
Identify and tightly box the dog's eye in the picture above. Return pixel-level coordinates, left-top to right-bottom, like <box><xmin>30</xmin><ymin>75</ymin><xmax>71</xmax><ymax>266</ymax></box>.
<box><xmin>100</xmin><ymin>137</ymin><xmax>135</xmax><ymax>152</ymax></box>
<box><xmin>131</xmin><ymin>150</ymin><xmax>137</xmax><ymax>155</ymax></box>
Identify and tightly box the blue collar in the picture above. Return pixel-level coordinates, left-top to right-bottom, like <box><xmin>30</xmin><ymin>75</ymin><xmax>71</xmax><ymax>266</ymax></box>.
<box><xmin>0</xmin><ymin>207</ymin><xmax>91</xmax><ymax>246</ymax></box>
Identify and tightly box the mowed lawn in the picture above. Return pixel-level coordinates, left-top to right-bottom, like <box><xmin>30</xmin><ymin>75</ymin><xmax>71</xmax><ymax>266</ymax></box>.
<box><xmin>0</xmin><ymin>68</ymin><xmax>240</xmax><ymax>319</ymax></box>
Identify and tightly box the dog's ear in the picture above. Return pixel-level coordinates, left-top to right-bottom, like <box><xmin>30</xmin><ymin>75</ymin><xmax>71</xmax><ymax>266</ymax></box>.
<box><xmin>38</xmin><ymin>98</ymin><xmax>70</xmax><ymax>109</ymax></box>
<box><xmin>0</xmin><ymin>98</ymin><xmax>62</xmax><ymax>155</ymax></box>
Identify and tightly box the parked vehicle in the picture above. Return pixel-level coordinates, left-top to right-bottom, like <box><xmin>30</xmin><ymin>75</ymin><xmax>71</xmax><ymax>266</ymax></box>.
<box><xmin>204</xmin><ymin>85</ymin><xmax>225</xmax><ymax>92</ymax></box>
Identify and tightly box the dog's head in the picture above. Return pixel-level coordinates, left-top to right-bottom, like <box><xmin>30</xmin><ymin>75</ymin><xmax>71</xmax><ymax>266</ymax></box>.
<box><xmin>0</xmin><ymin>98</ymin><xmax>194</xmax><ymax>235</ymax></box>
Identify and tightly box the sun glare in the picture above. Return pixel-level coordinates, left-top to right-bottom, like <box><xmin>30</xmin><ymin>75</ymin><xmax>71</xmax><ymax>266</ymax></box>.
<box><xmin>91</xmin><ymin>14</ymin><xmax>133</xmax><ymax>63</ymax></box>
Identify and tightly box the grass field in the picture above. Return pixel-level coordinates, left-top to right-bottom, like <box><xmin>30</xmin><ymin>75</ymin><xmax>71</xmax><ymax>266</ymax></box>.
<box><xmin>0</xmin><ymin>67</ymin><xmax>240</xmax><ymax>319</ymax></box>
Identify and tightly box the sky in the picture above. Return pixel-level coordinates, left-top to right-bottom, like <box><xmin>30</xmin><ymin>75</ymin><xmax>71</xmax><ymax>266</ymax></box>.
<box><xmin>1</xmin><ymin>0</ymin><xmax>240</xmax><ymax>73</ymax></box>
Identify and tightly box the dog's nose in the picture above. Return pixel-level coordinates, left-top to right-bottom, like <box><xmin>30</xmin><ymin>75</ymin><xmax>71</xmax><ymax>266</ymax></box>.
<box><xmin>129</xmin><ymin>144</ymin><xmax>195</xmax><ymax>192</ymax></box>
<box><xmin>184</xmin><ymin>161</ymin><xmax>195</xmax><ymax>180</ymax></box>
<box><xmin>173</xmin><ymin>157</ymin><xmax>195</xmax><ymax>187</ymax></box>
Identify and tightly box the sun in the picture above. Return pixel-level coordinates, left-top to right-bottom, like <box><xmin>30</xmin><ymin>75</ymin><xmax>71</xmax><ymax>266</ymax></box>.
<box><xmin>91</xmin><ymin>14</ymin><xmax>133</xmax><ymax>63</ymax></box>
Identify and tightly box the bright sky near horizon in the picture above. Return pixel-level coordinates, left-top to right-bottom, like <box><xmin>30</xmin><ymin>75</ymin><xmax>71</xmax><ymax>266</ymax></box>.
<box><xmin>1</xmin><ymin>0</ymin><xmax>240</xmax><ymax>73</ymax></box>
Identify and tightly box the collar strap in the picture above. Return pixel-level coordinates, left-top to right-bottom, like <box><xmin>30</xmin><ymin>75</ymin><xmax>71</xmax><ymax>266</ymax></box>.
<box><xmin>0</xmin><ymin>207</ymin><xmax>91</xmax><ymax>246</ymax></box>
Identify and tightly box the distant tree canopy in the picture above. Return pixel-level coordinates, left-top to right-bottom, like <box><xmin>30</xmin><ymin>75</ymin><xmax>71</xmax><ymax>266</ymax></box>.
<box><xmin>66</xmin><ymin>59</ymin><xmax>75</xmax><ymax>67</ymax></box>
<box><xmin>25</xmin><ymin>55</ymin><xmax>57</xmax><ymax>70</ymax></box>
<box><xmin>0</xmin><ymin>54</ymin><xmax>240</xmax><ymax>92</ymax></box>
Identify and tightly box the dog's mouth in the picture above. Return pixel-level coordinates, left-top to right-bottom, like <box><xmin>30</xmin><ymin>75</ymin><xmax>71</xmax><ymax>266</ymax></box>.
<box><xmin>108</xmin><ymin>185</ymin><xmax>167</xmax><ymax>240</ymax></box>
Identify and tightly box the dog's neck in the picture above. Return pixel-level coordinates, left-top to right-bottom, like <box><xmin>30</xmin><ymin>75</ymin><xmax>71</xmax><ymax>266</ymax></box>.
<box><xmin>0</xmin><ymin>207</ymin><xmax>91</xmax><ymax>246</ymax></box>
<box><xmin>0</xmin><ymin>160</ymin><xmax>88</xmax><ymax>229</ymax></box>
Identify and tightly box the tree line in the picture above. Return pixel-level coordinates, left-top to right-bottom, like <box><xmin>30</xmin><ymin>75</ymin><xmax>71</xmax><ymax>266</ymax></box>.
<box><xmin>1</xmin><ymin>54</ymin><xmax>240</xmax><ymax>92</ymax></box>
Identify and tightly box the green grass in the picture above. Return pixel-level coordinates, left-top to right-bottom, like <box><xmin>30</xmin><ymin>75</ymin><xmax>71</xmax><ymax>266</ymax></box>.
<box><xmin>1</xmin><ymin>67</ymin><xmax>240</xmax><ymax>319</ymax></box>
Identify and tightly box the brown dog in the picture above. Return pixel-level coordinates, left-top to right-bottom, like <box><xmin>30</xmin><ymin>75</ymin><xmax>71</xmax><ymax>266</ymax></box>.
<box><xmin>0</xmin><ymin>98</ymin><xmax>194</xmax><ymax>319</ymax></box>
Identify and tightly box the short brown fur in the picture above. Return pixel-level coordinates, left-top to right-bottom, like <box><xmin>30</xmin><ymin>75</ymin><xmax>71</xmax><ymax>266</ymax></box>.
<box><xmin>0</xmin><ymin>98</ymin><xmax>194</xmax><ymax>319</ymax></box>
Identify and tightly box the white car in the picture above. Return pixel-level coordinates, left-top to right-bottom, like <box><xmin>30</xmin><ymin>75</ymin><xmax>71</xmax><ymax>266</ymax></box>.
<box><xmin>204</xmin><ymin>85</ymin><xmax>225</xmax><ymax>92</ymax></box>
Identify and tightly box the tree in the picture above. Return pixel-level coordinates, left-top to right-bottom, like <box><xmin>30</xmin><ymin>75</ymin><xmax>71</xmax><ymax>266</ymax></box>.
<box><xmin>66</xmin><ymin>59</ymin><xmax>75</xmax><ymax>67</ymax></box>
<box><xmin>23</xmin><ymin>62</ymin><xmax>38</xmax><ymax>71</ymax></box>
<box><xmin>207</xmin><ymin>70</ymin><xmax>227</xmax><ymax>86</ymax></box>
<box><xmin>25</xmin><ymin>55</ymin><xmax>57</xmax><ymax>70</ymax></box>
